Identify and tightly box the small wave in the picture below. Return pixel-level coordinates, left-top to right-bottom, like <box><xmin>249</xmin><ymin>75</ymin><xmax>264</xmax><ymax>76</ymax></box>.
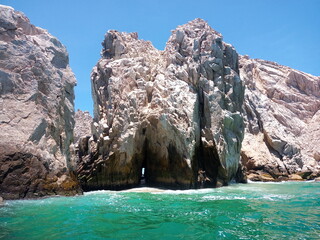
<box><xmin>151</xmin><ymin>188</ymin><xmax>216</xmax><ymax>195</ymax></box>
<box><xmin>201</xmin><ymin>195</ymin><xmax>246</xmax><ymax>201</ymax></box>
<box><xmin>83</xmin><ymin>188</ymin><xmax>216</xmax><ymax>195</ymax></box>
<box><xmin>84</xmin><ymin>190</ymin><xmax>117</xmax><ymax>195</ymax></box>
<box><xmin>4</xmin><ymin>195</ymin><xmax>66</xmax><ymax>206</ymax></box>
<box><xmin>247</xmin><ymin>180</ymin><xmax>317</xmax><ymax>184</ymax></box>
<box><xmin>121</xmin><ymin>187</ymin><xmax>166</xmax><ymax>193</ymax></box>
<box><xmin>262</xmin><ymin>194</ymin><xmax>294</xmax><ymax>201</ymax></box>
<box><xmin>247</xmin><ymin>180</ymin><xmax>287</xmax><ymax>184</ymax></box>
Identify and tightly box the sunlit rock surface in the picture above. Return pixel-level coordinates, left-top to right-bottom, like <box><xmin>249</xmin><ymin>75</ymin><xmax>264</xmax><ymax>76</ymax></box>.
<box><xmin>77</xmin><ymin>19</ymin><xmax>245</xmax><ymax>190</ymax></box>
<box><xmin>0</xmin><ymin>5</ymin><xmax>81</xmax><ymax>199</ymax></box>
<box><xmin>240</xmin><ymin>56</ymin><xmax>320</xmax><ymax>181</ymax></box>
<box><xmin>73</xmin><ymin>110</ymin><xmax>92</xmax><ymax>143</ymax></box>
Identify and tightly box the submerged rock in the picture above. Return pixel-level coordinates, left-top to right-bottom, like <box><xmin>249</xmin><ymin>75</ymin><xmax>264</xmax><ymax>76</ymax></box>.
<box><xmin>0</xmin><ymin>5</ymin><xmax>81</xmax><ymax>199</ymax></box>
<box><xmin>240</xmin><ymin>56</ymin><xmax>320</xmax><ymax>181</ymax></box>
<box><xmin>77</xmin><ymin>19</ymin><xmax>245</xmax><ymax>190</ymax></box>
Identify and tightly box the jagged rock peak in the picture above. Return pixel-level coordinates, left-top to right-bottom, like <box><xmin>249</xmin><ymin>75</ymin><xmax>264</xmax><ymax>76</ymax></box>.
<box><xmin>78</xmin><ymin>19</ymin><xmax>245</xmax><ymax>191</ymax></box>
<box><xmin>0</xmin><ymin>5</ymin><xmax>45</xmax><ymax>37</ymax></box>
<box><xmin>169</xmin><ymin>18</ymin><xmax>222</xmax><ymax>40</ymax></box>
<box><xmin>101</xmin><ymin>30</ymin><xmax>159</xmax><ymax>60</ymax></box>
<box><xmin>0</xmin><ymin>5</ymin><xmax>81</xmax><ymax>199</ymax></box>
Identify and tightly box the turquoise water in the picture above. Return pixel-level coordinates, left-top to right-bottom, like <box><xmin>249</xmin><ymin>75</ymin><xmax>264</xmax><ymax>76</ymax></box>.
<box><xmin>0</xmin><ymin>182</ymin><xmax>319</xmax><ymax>239</ymax></box>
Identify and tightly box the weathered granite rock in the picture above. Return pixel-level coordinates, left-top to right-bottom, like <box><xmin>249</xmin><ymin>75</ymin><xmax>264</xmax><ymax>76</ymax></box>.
<box><xmin>240</xmin><ymin>56</ymin><xmax>320</xmax><ymax>181</ymax></box>
<box><xmin>70</xmin><ymin>110</ymin><xmax>93</xmax><ymax>172</ymax></box>
<box><xmin>77</xmin><ymin>19</ymin><xmax>245</xmax><ymax>190</ymax></box>
<box><xmin>0</xmin><ymin>5</ymin><xmax>81</xmax><ymax>199</ymax></box>
<box><xmin>74</xmin><ymin>110</ymin><xmax>93</xmax><ymax>143</ymax></box>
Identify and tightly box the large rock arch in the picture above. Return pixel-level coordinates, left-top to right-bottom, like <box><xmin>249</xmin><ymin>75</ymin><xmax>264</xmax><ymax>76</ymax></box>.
<box><xmin>77</xmin><ymin>19</ymin><xmax>245</xmax><ymax>190</ymax></box>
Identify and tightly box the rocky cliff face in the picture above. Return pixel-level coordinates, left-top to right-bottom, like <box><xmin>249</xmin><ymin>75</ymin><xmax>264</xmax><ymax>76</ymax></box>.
<box><xmin>77</xmin><ymin>19</ymin><xmax>245</xmax><ymax>190</ymax></box>
<box><xmin>70</xmin><ymin>110</ymin><xmax>92</xmax><ymax>173</ymax></box>
<box><xmin>0</xmin><ymin>5</ymin><xmax>81</xmax><ymax>199</ymax></box>
<box><xmin>240</xmin><ymin>56</ymin><xmax>320</xmax><ymax>181</ymax></box>
<box><xmin>74</xmin><ymin>110</ymin><xmax>92</xmax><ymax>143</ymax></box>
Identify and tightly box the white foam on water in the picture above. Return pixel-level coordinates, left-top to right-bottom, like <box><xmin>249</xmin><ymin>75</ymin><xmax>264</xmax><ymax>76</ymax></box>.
<box><xmin>79</xmin><ymin>180</ymin><xmax>320</xmax><ymax>196</ymax></box>
<box><xmin>247</xmin><ymin>180</ymin><xmax>317</xmax><ymax>184</ymax></box>
<box><xmin>151</xmin><ymin>188</ymin><xmax>216</xmax><ymax>195</ymax></box>
<box><xmin>84</xmin><ymin>187</ymin><xmax>196</xmax><ymax>195</ymax></box>
<box><xmin>84</xmin><ymin>187</ymin><xmax>218</xmax><ymax>195</ymax></box>
<box><xmin>262</xmin><ymin>194</ymin><xmax>294</xmax><ymax>201</ymax></box>
<box><xmin>82</xmin><ymin>187</ymin><xmax>217</xmax><ymax>197</ymax></box>
<box><xmin>84</xmin><ymin>190</ymin><xmax>117</xmax><ymax>195</ymax></box>
<box><xmin>201</xmin><ymin>195</ymin><xmax>246</xmax><ymax>201</ymax></box>
<box><xmin>121</xmin><ymin>187</ymin><xmax>166</xmax><ymax>193</ymax></box>
<box><xmin>247</xmin><ymin>180</ymin><xmax>287</xmax><ymax>184</ymax></box>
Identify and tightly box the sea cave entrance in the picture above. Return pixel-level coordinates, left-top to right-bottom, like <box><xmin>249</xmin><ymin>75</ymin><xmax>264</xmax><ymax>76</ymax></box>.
<box><xmin>135</xmin><ymin>138</ymin><xmax>157</xmax><ymax>188</ymax></box>
<box><xmin>137</xmin><ymin>139</ymin><xmax>148</xmax><ymax>187</ymax></box>
<box><xmin>140</xmin><ymin>167</ymin><xmax>146</xmax><ymax>186</ymax></box>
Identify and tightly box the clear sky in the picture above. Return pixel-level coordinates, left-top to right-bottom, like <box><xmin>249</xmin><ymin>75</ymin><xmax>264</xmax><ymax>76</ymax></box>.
<box><xmin>2</xmin><ymin>0</ymin><xmax>320</xmax><ymax>115</ymax></box>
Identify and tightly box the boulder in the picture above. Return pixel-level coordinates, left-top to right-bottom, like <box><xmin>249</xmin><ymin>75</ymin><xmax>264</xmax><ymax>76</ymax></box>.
<box><xmin>77</xmin><ymin>19</ymin><xmax>245</xmax><ymax>190</ymax></box>
<box><xmin>0</xmin><ymin>5</ymin><xmax>81</xmax><ymax>199</ymax></box>
<box><xmin>288</xmin><ymin>174</ymin><xmax>303</xmax><ymax>181</ymax></box>
<box><xmin>247</xmin><ymin>171</ymin><xmax>275</xmax><ymax>182</ymax></box>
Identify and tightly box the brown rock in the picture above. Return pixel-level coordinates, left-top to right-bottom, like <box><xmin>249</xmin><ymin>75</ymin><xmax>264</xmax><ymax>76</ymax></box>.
<box><xmin>259</xmin><ymin>172</ymin><xmax>276</xmax><ymax>182</ymax></box>
<box><xmin>247</xmin><ymin>171</ymin><xmax>275</xmax><ymax>182</ymax></box>
<box><xmin>288</xmin><ymin>174</ymin><xmax>303</xmax><ymax>181</ymax></box>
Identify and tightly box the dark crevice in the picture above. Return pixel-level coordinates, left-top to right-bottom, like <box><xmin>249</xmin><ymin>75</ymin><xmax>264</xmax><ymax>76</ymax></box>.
<box><xmin>199</xmin><ymin>141</ymin><xmax>221</xmax><ymax>187</ymax></box>
<box><xmin>247</xmin><ymin>97</ymin><xmax>264</xmax><ymax>132</ymax></box>
<box><xmin>59</xmin><ymin>135</ymin><xmax>63</xmax><ymax>152</ymax></box>
<box><xmin>147</xmin><ymin>91</ymin><xmax>153</xmax><ymax>103</ymax></box>
<box><xmin>196</xmin><ymin>87</ymin><xmax>221</xmax><ymax>188</ymax></box>
<box><xmin>198</xmin><ymin>87</ymin><xmax>206</xmax><ymax>129</ymax></box>
<box><xmin>139</xmin><ymin>139</ymin><xmax>148</xmax><ymax>186</ymax></box>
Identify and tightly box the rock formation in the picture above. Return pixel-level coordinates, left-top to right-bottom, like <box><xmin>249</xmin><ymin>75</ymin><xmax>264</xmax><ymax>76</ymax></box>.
<box><xmin>74</xmin><ymin>110</ymin><xmax>92</xmax><ymax>143</ymax></box>
<box><xmin>77</xmin><ymin>19</ymin><xmax>245</xmax><ymax>190</ymax></box>
<box><xmin>0</xmin><ymin>5</ymin><xmax>81</xmax><ymax>199</ymax></box>
<box><xmin>70</xmin><ymin>110</ymin><xmax>93</xmax><ymax>173</ymax></box>
<box><xmin>4</xmin><ymin>4</ymin><xmax>317</xmax><ymax>199</ymax></box>
<box><xmin>240</xmin><ymin>56</ymin><xmax>320</xmax><ymax>181</ymax></box>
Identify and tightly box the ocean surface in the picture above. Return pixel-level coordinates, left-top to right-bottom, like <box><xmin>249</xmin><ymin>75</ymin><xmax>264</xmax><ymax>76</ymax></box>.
<box><xmin>0</xmin><ymin>181</ymin><xmax>319</xmax><ymax>239</ymax></box>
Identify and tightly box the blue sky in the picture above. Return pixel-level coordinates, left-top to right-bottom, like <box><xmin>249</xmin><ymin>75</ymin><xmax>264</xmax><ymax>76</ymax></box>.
<box><xmin>2</xmin><ymin>0</ymin><xmax>320</xmax><ymax>114</ymax></box>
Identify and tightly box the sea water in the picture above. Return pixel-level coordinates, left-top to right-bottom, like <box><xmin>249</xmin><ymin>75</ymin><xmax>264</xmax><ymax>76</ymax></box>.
<box><xmin>0</xmin><ymin>182</ymin><xmax>319</xmax><ymax>239</ymax></box>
